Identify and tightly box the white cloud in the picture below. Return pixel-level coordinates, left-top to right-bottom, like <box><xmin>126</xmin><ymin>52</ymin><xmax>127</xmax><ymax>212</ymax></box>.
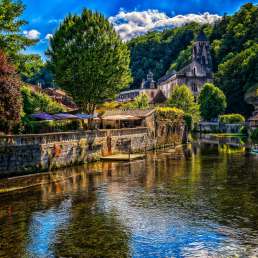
<box><xmin>45</xmin><ymin>33</ymin><xmax>53</xmax><ymax>40</ymax></box>
<box><xmin>48</xmin><ymin>19</ymin><xmax>62</xmax><ymax>24</ymax></box>
<box><xmin>109</xmin><ymin>10</ymin><xmax>221</xmax><ymax>41</ymax></box>
<box><xmin>23</xmin><ymin>29</ymin><xmax>41</xmax><ymax>40</ymax></box>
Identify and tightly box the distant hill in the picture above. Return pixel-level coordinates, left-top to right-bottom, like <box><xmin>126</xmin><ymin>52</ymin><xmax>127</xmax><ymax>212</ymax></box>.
<box><xmin>128</xmin><ymin>3</ymin><xmax>258</xmax><ymax>116</ymax></box>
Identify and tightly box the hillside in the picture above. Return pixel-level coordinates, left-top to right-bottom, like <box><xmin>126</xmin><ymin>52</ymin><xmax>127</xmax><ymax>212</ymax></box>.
<box><xmin>128</xmin><ymin>3</ymin><xmax>258</xmax><ymax>116</ymax></box>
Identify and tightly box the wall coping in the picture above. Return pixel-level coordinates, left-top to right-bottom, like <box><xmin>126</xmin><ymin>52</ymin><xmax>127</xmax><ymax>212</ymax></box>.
<box><xmin>0</xmin><ymin>127</ymin><xmax>149</xmax><ymax>146</ymax></box>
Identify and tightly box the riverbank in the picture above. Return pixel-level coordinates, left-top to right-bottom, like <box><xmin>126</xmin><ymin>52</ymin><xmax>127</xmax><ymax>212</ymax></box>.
<box><xmin>0</xmin><ymin>127</ymin><xmax>183</xmax><ymax>177</ymax></box>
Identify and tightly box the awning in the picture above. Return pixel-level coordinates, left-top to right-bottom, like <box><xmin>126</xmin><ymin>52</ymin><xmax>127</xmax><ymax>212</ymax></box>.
<box><xmin>52</xmin><ymin>113</ymin><xmax>78</xmax><ymax>120</ymax></box>
<box><xmin>30</xmin><ymin>113</ymin><xmax>54</xmax><ymax>120</ymax></box>
<box><xmin>75</xmin><ymin>114</ymin><xmax>96</xmax><ymax>119</ymax></box>
<box><xmin>102</xmin><ymin>115</ymin><xmax>142</xmax><ymax>121</ymax></box>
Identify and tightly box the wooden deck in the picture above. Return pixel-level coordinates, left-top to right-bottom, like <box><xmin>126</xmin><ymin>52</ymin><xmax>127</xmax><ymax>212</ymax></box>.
<box><xmin>101</xmin><ymin>154</ymin><xmax>146</xmax><ymax>161</ymax></box>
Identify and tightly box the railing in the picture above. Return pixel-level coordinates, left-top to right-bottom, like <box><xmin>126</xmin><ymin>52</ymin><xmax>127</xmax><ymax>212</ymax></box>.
<box><xmin>0</xmin><ymin>127</ymin><xmax>149</xmax><ymax>146</ymax></box>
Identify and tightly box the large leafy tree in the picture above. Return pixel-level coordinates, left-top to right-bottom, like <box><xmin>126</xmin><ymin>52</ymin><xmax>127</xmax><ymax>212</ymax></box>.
<box><xmin>0</xmin><ymin>0</ymin><xmax>35</xmax><ymax>58</ymax></box>
<box><xmin>199</xmin><ymin>83</ymin><xmax>227</xmax><ymax>121</ymax></box>
<box><xmin>167</xmin><ymin>84</ymin><xmax>200</xmax><ymax>123</ymax></box>
<box><xmin>47</xmin><ymin>9</ymin><xmax>132</xmax><ymax>114</ymax></box>
<box><xmin>215</xmin><ymin>44</ymin><xmax>258</xmax><ymax>116</ymax></box>
<box><xmin>0</xmin><ymin>0</ymin><xmax>45</xmax><ymax>85</ymax></box>
<box><xmin>0</xmin><ymin>51</ymin><xmax>22</xmax><ymax>133</ymax></box>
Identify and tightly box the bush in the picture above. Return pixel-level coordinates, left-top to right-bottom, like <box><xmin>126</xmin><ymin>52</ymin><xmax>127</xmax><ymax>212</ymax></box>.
<box><xmin>21</xmin><ymin>85</ymin><xmax>66</xmax><ymax>115</ymax></box>
<box><xmin>219</xmin><ymin>114</ymin><xmax>245</xmax><ymax>124</ymax></box>
<box><xmin>155</xmin><ymin>107</ymin><xmax>184</xmax><ymax>122</ymax></box>
<box><xmin>123</xmin><ymin>93</ymin><xmax>149</xmax><ymax>109</ymax></box>
<box><xmin>251</xmin><ymin>128</ymin><xmax>258</xmax><ymax>144</ymax></box>
<box><xmin>23</xmin><ymin>119</ymin><xmax>82</xmax><ymax>134</ymax></box>
<box><xmin>199</xmin><ymin>83</ymin><xmax>227</xmax><ymax>121</ymax></box>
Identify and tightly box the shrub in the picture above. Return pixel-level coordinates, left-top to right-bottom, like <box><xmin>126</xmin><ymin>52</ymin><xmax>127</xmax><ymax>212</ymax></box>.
<box><xmin>156</xmin><ymin>107</ymin><xmax>184</xmax><ymax>122</ymax></box>
<box><xmin>21</xmin><ymin>85</ymin><xmax>66</xmax><ymax>115</ymax></box>
<box><xmin>123</xmin><ymin>93</ymin><xmax>149</xmax><ymax>109</ymax></box>
<box><xmin>24</xmin><ymin>119</ymin><xmax>82</xmax><ymax>134</ymax></box>
<box><xmin>219</xmin><ymin>114</ymin><xmax>245</xmax><ymax>124</ymax></box>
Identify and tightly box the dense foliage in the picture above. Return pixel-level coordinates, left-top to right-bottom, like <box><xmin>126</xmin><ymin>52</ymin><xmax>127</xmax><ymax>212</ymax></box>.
<box><xmin>125</xmin><ymin>93</ymin><xmax>150</xmax><ymax>109</ymax></box>
<box><xmin>24</xmin><ymin>120</ymin><xmax>81</xmax><ymax>134</ymax></box>
<box><xmin>0</xmin><ymin>0</ymin><xmax>46</xmax><ymax>83</ymax></box>
<box><xmin>167</xmin><ymin>84</ymin><xmax>200</xmax><ymax>123</ymax></box>
<box><xmin>21</xmin><ymin>85</ymin><xmax>65</xmax><ymax>115</ymax></box>
<box><xmin>128</xmin><ymin>23</ymin><xmax>202</xmax><ymax>89</ymax></box>
<box><xmin>215</xmin><ymin>44</ymin><xmax>258</xmax><ymax>116</ymax></box>
<box><xmin>0</xmin><ymin>51</ymin><xmax>22</xmax><ymax>133</ymax></box>
<box><xmin>155</xmin><ymin>107</ymin><xmax>184</xmax><ymax>125</ymax></box>
<box><xmin>219</xmin><ymin>114</ymin><xmax>245</xmax><ymax>124</ymax></box>
<box><xmin>0</xmin><ymin>0</ymin><xmax>35</xmax><ymax>57</ymax></box>
<box><xmin>199</xmin><ymin>83</ymin><xmax>227</xmax><ymax>121</ymax></box>
<box><xmin>47</xmin><ymin>9</ymin><xmax>132</xmax><ymax>114</ymax></box>
<box><xmin>128</xmin><ymin>3</ymin><xmax>258</xmax><ymax>116</ymax></box>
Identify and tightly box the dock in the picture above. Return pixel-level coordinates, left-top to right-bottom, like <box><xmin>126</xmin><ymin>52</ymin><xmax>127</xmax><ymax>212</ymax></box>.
<box><xmin>101</xmin><ymin>154</ymin><xmax>146</xmax><ymax>161</ymax></box>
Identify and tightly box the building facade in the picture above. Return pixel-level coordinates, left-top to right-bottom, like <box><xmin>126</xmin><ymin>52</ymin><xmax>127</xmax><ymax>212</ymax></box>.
<box><xmin>117</xmin><ymin>31</ymin><xmax>213</xmax><ymax>103</ymax></box>
<box><xmin>117</xmin><ymin>71</ymin><xmax>159</xmax><ymax>103</ymax></box>
<box><xmin>158</xmin><ymin>31</ymin><xmax>213</xmax><ymax>99</ymax></box>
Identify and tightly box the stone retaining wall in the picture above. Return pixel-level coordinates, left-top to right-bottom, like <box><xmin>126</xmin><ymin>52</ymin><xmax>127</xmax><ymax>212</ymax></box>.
<box><xmin>0</xmin><ymin>127</ymin><xmax>182</xmax><ymax>177</ymax></box>
<box><xmin>0</xmin><ymin>128</ymin><xmax>157</xmax><ymax>176</ymax></box>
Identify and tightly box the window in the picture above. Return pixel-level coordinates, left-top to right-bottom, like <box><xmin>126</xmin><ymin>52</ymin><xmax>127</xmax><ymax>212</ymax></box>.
<box><xmin>191</xmin><ymin>84</ymin><xmax>198</xmax><ymax>92</ymax></box>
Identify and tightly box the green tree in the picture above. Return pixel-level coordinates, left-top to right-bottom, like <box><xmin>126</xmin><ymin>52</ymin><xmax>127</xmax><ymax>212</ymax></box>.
<box><xmin>47</xmin><ymin>9</ymin><xmax>132</xmax><ymax>114</ymax></box>
<box><xmin>167</xmin><ymin>84</ymin><xmax>200</xmax><ymax>124</ymax></box>
<box><xmin>21</xmin><ymin>85</ymin><xmax>65</xmax><ymax>115</ymax></box>
<box><xmin>0</xmin><ymin>0</ymin><xmax>36</xmax><ymax>58</ymax></box>
<box><xmin>0</xmin><ymin>51</ymin><xmax>22</xmax><ymax>133</ymax></box>
<box><xmin>199</xmin><ymin>83</ymin><xmax>227</xmax><ymax>121</ymax></box>
<box><xmin>215</xmin><ymin>44</ymin><xmax>258</xmax><ymax>116</ymax></box>
<box><xmin>126</xmin><ymin>93</ymin><xmax>149</xmax><ymax>109</ymax></box>
<box><xmin>17</xmin><ymin>54</ymin><xmax>44</xmax><ymax>83</ymax></box>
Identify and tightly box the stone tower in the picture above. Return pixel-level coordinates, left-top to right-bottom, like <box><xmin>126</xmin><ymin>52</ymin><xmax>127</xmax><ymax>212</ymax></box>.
<box><xmin>192</xmin><ymin>31</ymin><xmax>212</xmax><ymax>71</ymax></box>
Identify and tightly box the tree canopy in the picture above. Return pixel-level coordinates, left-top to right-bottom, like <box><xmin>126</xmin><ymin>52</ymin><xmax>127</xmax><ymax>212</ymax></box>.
<box><xmin>128</xmin><ymin>3</ymin><xmax>258</xmax><ymax>116</ymax></box>
<box><xmin>47</xmin><ymin>9</ymin><xmax>132</xmax><ymax>114</ymax></box>
<box><xmin>0</xmin><ymin>0</ymin><xmax>35</xmax><ymax>58</ymax></box>
<box><xmin>199</xmin><ymin>83</ymin><xmax>227</xmax><ymax>121</ymax></box>
<box><xmin>167</xmin><ymin>84</ymin><xmax>200</xmax><ymax>123</ymax></box>
<box><xmin>0</xmin><ymin>51</ymin><xmax>22</xmax><ymax>133</ymax></box>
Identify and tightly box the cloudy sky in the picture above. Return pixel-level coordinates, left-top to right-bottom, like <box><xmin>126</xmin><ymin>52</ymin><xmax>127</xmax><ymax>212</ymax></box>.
<box><xmin>21</xmin><ymin>0</ymin><xmax>257</xmax><ymax>58</ymax></box>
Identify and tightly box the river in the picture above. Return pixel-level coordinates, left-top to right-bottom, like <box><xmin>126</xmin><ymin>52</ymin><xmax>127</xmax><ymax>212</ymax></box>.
<box><xmin>0</xmin><ymin>139</ymin><xmax>258</xmax><ymax>257</ymax></box>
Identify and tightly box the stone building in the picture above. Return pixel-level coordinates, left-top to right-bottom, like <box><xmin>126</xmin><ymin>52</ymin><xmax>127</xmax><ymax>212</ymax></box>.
<box><xmin>117</xmin><ymin>71</ymin><xmax>159</xmax><ymax>103</ymax></box>
<box><xmin>158</xmin><ymin>31</ymin><xmax>213</xmax><ymax>98</ymax></box>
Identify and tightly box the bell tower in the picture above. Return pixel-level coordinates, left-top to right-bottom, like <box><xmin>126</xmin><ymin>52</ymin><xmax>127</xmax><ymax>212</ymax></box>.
<box><xmin>192</xmin><ymin>30</ymin><xmax>212</xmax><ymax>70</ymax></box>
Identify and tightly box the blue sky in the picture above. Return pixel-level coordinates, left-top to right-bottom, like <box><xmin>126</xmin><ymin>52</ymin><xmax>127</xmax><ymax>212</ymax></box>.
<box><xmin>21</xmin><ymin>0</ymin><xmax>258</xmax><ymax>58</ymax></box>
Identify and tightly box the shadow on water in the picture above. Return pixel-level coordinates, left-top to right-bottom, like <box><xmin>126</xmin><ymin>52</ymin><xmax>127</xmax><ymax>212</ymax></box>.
<box><xmin>0</xmin><ymin>137</ymin><xmax>258</xmax><ymax>257</ymax></box>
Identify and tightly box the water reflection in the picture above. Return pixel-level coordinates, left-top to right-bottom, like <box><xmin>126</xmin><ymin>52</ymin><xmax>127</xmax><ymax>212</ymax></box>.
<box><xmin>0</xmin><ymin>140</ymin><xmax>258</xmax><ymax>257</ymax></box>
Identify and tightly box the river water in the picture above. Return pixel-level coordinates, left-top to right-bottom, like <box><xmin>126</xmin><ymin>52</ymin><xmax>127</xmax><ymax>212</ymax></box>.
<box><xmin>0</xmin><ymin>139</ymin><xmax>258</xmax><ymax>257</ymax></box>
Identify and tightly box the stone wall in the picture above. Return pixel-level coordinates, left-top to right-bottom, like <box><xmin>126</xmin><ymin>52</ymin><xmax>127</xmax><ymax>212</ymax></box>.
<box><xmin>0</xmin><ymin>126</ymin><xmax>183</xmax><ymax>177</ymax></box>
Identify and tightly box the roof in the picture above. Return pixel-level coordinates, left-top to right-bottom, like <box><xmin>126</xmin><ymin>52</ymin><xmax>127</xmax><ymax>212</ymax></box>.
<box><xmin>157</xmin><ymin>70</ymin><xmax>176</xmax><ymax>85</ymax></box>
<box><xmin>150</xmin><ymin>90</ymin><xmax>167</xmax><ymax>104</ymax></box>
<box><xmin>103</xmin><ymin>109</ymin><xmax>155</xmax><ymax>118</ymax></box>
<box><xmin>197</xmin><ymin>31</ymin><xmax>208</xmax><ymax>41</ymax></box>
<box><xmin>102</xmin><ymin>115</ymin><xmax>141</xmax><ymax>121</ymax></box>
